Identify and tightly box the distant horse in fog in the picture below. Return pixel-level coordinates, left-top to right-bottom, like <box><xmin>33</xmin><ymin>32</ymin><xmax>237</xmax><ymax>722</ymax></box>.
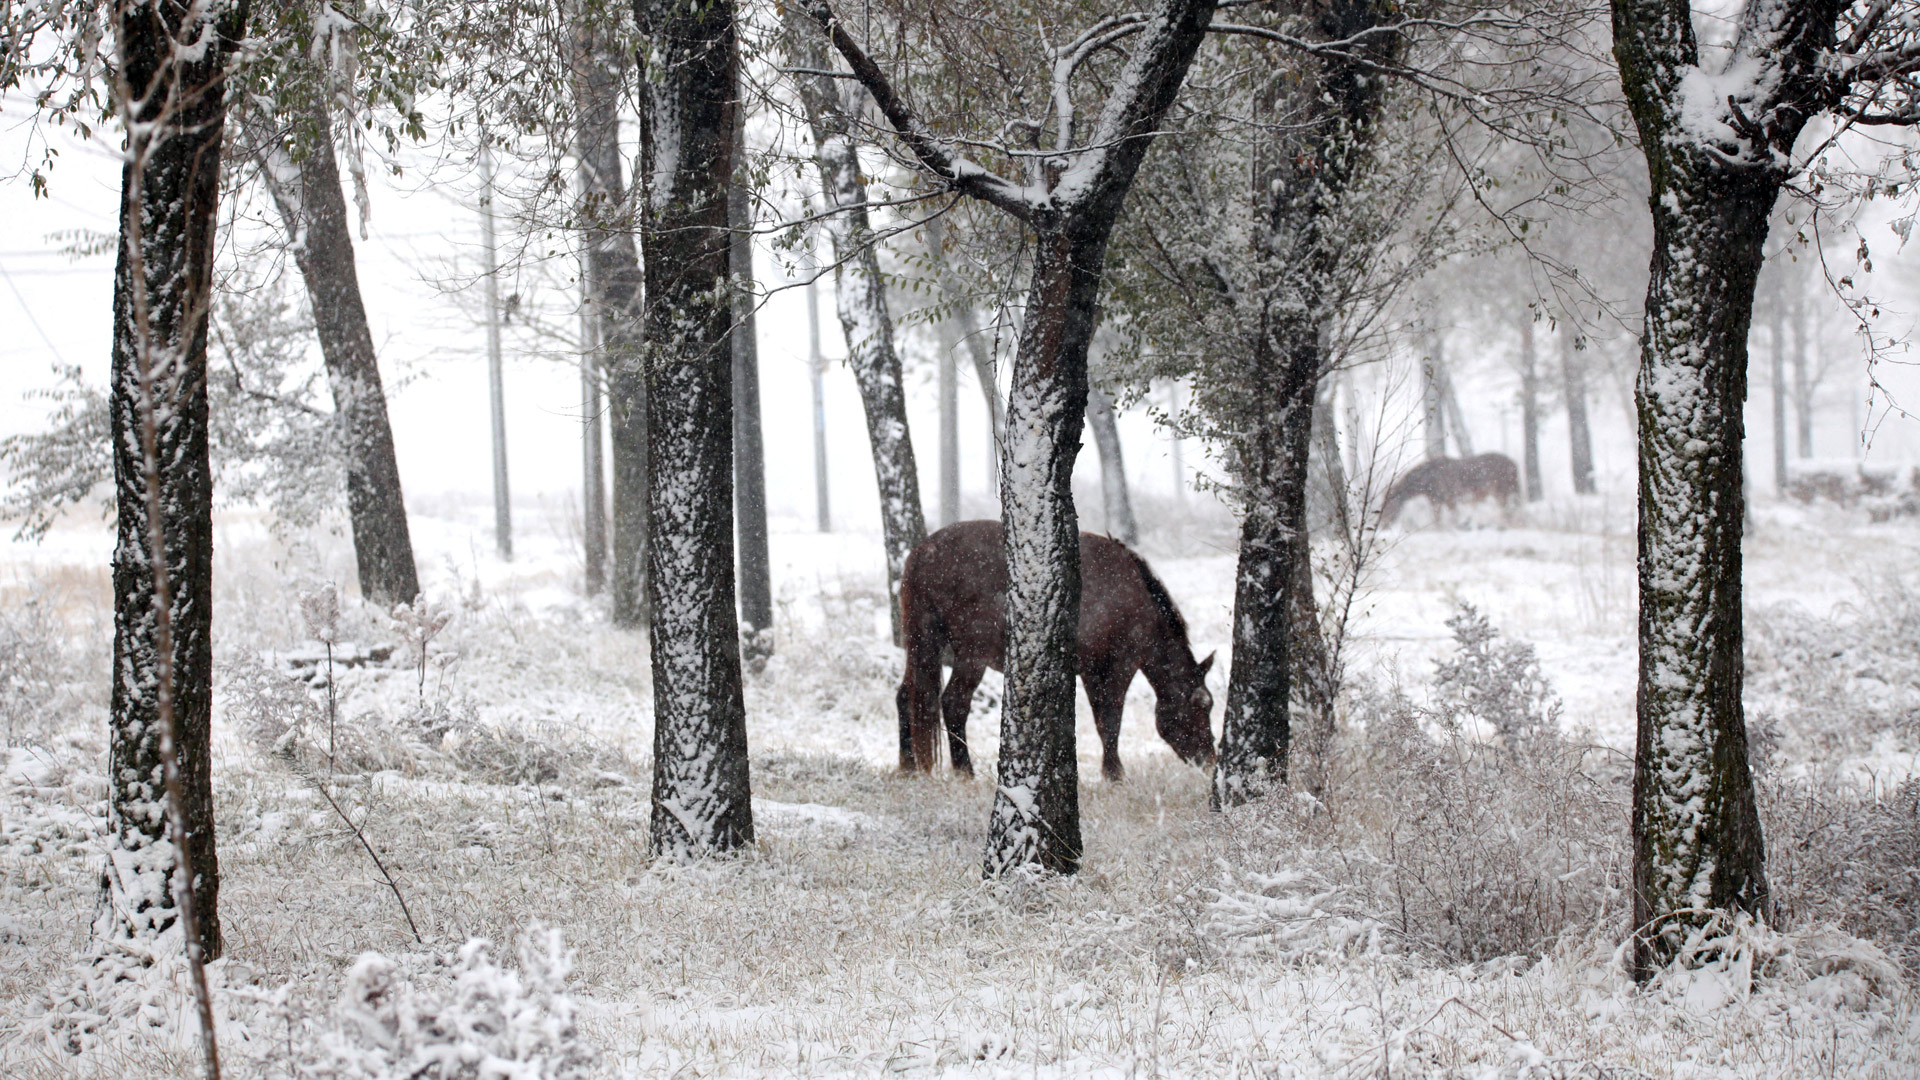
<box><xmin>1381</xmin><ymin>453</ymin><xmax>1520</xmax><ymax>526</ymax></box>
<box><xmin>895</xmin><ymin>520</ymin><xmax>1216</xmax><ymax>781</ymax></box>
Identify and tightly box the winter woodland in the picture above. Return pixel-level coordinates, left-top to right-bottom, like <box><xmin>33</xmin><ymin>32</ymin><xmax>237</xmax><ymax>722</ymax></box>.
<box><xmin>3</xmin><ymin>0</ymin><xmax>1920</xmax><ymax>1076</ymax></box>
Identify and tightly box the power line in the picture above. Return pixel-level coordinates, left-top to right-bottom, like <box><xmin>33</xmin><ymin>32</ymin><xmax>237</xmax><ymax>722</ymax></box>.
<box><xmin>0</xmin><ymin>260</ymin><xmax>68</xmax><ymax>365</ymax></box>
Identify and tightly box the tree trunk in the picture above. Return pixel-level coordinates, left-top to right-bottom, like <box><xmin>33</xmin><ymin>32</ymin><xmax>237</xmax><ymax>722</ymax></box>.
<box><xmin>572</xmin><ymin>23</ymin><xmax>648</xmax><ymax>626</ymax></box>
<box><xmin>1439</xmin><ymin>355</ymin><xmax>1474</xmax><ymax>457</ymax></box>
<box><xmin>1087</xmin><ymin>385</ymin><xmax>1138</xmax><ymax>545</ymax></box>
<box><xmin>1169</xmin><ymin>382</ymin><xmax>1187</xmax><ymax>506</ymax></box>
<box><xmin>937</xmin><ymin>307</ymin><xmax>961</xmax><ymax>528</ymax></box>
<box><xmin>926</xmin><ymin>214</ymin><xmax>1004</xmax><ymax>501</ymax></box>
<box><xmin>806</xmin><ymin>0</ymin><xmax>1219</xmax><ymax>876</ymax></box>
<box><xmin>985</xmin><ymin>228</ymin><xmax>1101</xmax><ymax>876</ymax></box>
<box><xmin>1627</xmin><ymin>172</ymin><xmax>1773</xmax><ymax>977</ymax></box>
<box><xmin>580</xmin><ymin>264</ymin><xmax>606</xmax><ymax>594</ymax></box>
<box><xmin>1519</xmin><ymin>315</ymin><xmax>1543</xmax><ymax>501</ymax></box>
<box><xmin>1213</xmin><ymin>0</ymin><xmax>1396</xmax><ymax>810</ymax></box>
<box><xmin>1612</xmin><ymin>0</ymin><xmax>1802</xmax><ymax>977</ymax></box>
<box><xmin>636</xmin><ymin>0</ymin><xmax>753</xmax><ymax>858</ymax></box>
<box><xmin>1791</xmin><ymin>290</ymin><xmax>1812</xmax><ymax>458</ymax></box>
<box><xmin>1561</xmin><ymin>324</ymin><xmax>1596</xmax><ymax>494</ymax></box>
<box><xmin>1216</xmin><ymin>327</ymin><xmax>1319</xmax><ymax>807</ymax></box>
<box><xmin>730</xmin><ymin>115</ymin><xmax>773</xmax><ymax>667</ymax></box>
<box><xmin>786</xmin><ymin>22</ymin><xmax>926</xmax><ymax>641</ymax></box>
<box><xmin>1769</xmin><ymin>278</ymin><xmax>1788</xmax><ymax>493</ymax></box>
<box><xmin>103</xmin><ymin>0</ymin><xmax>249</xmax><ymax>966</ymax></box>
<box><xmin>805</xmin><ymin>247</ymin><xmax>830</xmax><ymax>531</ymax></box>
<box><xmin>1423</xmin><ymin>329</ymin><xmax>1447</xmax><ymax>461</ymax></box>
<box><xmin>479</xmin><ymin>139</ymin><xmax>512</xmax><ymax>560</ymax></box>
<box><xmin>255</xmin><ymin>98</ymin><xmax>421</xmax><ymax>605</ymax></box>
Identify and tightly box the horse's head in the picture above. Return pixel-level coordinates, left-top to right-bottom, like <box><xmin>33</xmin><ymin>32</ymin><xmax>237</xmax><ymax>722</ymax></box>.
<box><xmin>1155</xmin><ymin>651</ymin><xmax>1216</xmax><ymax>766</ymax></box>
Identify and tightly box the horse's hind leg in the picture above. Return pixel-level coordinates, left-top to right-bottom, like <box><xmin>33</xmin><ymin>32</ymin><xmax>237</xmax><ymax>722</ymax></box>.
<box><xmin>941</xmin><ymin>660</ymin><xmax>985</xmax><ymax>777</ymax></box>
<box><xmin>1084</xmin><ymin>666</ymin><xmax>1130</xmax><ymax>782</ymax></box>
<box><xmin>897</xmin><ymin>603</ymin><xmax>945</xmax><ymax>773</ymax></box>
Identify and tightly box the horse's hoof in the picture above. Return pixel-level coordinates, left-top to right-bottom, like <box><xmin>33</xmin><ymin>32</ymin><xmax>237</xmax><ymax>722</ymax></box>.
<box><xmin>1102</xmin><ymin>765</ymin><xmax>1126</xmax><ymax>783</ymax></box>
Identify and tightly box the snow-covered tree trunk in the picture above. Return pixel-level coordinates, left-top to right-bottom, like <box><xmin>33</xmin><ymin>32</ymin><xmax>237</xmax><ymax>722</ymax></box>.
<box><xmin>103</xmin><ymin>0</ymin><xmax>250</xmax><ymax>967</ymax></box>
<box><xmin>1561</xmin><ymin>326</ymin><xmax>1596</xmax><ymax>494</ymax></box>
<box><xmin>572</xmin><ymin>19</ymin><xmax>649</xmax><ymax>627</ymax></box>
<box><xmin>1611</xmin><ymin>0</ymin><xmax>1839</xmax><ymax>976</ymax></box>
<box><xmin>1519</xmin><ymin>314</ymin><xmax>1543</xmax><ymax>502</ymax></box>
<box><xmin>809</xmin><ymin>0</ymin><xmax>1219</xmax><ymax>873</ymax></box>
<box><xmin>986</xmin><ymin>228</ymin><xmax>1100</xmax><ymax>874</ymax></box>
<box><xmin>1214</xmin><ymin>0</ymin><xmax>1396</xmax><ymax>810</ymax></box>
<box><xmin>636</xmin><ymin>0</ymin><xmax>753</xmax><ymax>858</ymax></box>
<box><xmin>730</xmin><ymin>115</ymin><xmax>772</xmax><ymax>666</ymax></box>
<box><xmin>786</xmin><ymin>22</ymin><xmax>926</xmax><ymax>643</ymax></box>
<box><xmin>259</xmin><ymin>97</ymin><xmax>420</xmax><ymax>605</ymax></box>
<box><xmin>1087</xmin><ymin>386</ymin><xmax>1137</xmax><ymax>545</ymax></box>
<box><xmin>1215</xmin><ymin>327</ymin><xmax>1318</xmax><ymax>808</ymax></box>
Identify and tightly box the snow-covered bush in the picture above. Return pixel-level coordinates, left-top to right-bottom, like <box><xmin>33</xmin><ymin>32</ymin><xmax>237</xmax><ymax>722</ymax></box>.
<box><xmin>1205</xmin><ymin>675</ymin><xmax>1624</xmax><ymax>965</ymax></box>
<box><xmin>1430</xmin><ymin>603</ymin><xmax>1562</xmax><ymax>748</ymax></box>
<box><xmin>303</xmin><ymin>928</ymin><xmax>596</xmax><ymax>1080</ymax></box>
<box><xmin>1747</xmin><ymin>582</ymin><xmax>1920</xmax><ymax>762</ymax></box>
<box><xmin>1763</xmin><ymin>774</ymin><xmax>1920</xmax><ymax>975</ymax></box>
<box><xmin>0</xmin><ymin>589</ymin><xmax>87</xmax><ymax>747</ymax></box>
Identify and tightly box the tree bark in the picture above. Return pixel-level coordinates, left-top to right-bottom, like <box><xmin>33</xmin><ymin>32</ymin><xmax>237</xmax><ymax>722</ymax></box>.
<box><xmin>103</xmin><ymin>0</ymin><xmax>250</xmax><ymax>966</ymax></box>
<box><xmin>636</xmin><ymin>0</ymin><xmax>753</xmax><ymax>858</ymax></box>
<box><xmin>1610</xmin><ymin>0</ymin><xmax>1836</xmax><ymax>976</ymax></box>
<box><xmin>572</xmin><ymin>21</ymin><xmax>649</xmax><ymax>626</ymax></box>
<box><xmin>1561</xmin><ymin>324</ymin><xmax>1597</xmax><ymax>494</ymax></box>
<box><xmin>786</xmin><ymin>21</ymin><xmax>926</xmax><ymax>642</ymax></box>
<box><xmin>1087</xmin><ymin>385</ymin><xmax>1138</xmax><ymax>545</ymax></box>
<box><xmin>730</xmin><ymin>114</ymin><xmax>773</xmax><ymax>667</ymax></box>
<box><xmin>255</xmin><ymin>97</ymin><xmax>421</xmax><ymax>605</ymax></box>
<box><xmin>1519</xmin><ymin>314</ymin><xmax>1543</xmax><ymax>501</ymax></box>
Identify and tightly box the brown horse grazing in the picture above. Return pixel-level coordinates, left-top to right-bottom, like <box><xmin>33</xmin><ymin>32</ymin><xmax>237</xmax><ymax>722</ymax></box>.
<box><xmin>896</xmin><ymin>520</ymin><xmax>1216</xmax><ymax>780</ymax></box>
<box><xmin>1380</xmin><ymin>452</ymin><xmax>1521</xmax><ymax>526</ymax></box>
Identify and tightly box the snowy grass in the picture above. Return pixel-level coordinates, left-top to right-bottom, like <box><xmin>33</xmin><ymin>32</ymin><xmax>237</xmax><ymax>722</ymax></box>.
<box><xmin>1</xmin><ymin>496</ymin><xmax>1917</xmax><ymax>1077</ymax></box>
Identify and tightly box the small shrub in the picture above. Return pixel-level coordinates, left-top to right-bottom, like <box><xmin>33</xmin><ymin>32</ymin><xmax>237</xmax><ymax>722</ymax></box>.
<box><xmin>0</xmin><ymin>591</ymin><xmax>75</xmax><ymax>747</ymax></box>
<box><xmin>1430</xmin><ymin>603</ymin><xmax>1562</xmax><ymax>748</ymax></box>
<box><xmin>1762</xmin><ymin>774</ymin><xmax>1920</xmax><ymax>975</ymax></box>
<box><xmin>303</xmin><ymin>928</ymin><xmax>597</xmax><ymax>1080</ymax></box>
<box><xmin>1747</xmin><ymin>580</ymin><xmax>1920</xmax><ymax>761</ymax></box>
<box><xmin>1202</xmin><ymin>613</ymin><xmax>1621</xmax><ymax>966</ymax></box>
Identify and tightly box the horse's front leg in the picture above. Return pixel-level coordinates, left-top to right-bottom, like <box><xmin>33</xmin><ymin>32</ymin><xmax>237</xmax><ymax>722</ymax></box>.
<box><xmin>941</xmin><ymin>661</ymin><xmax>986</xmax><ymax>777</ymax></box>
<box><xmin>1083</xmin><ymin>667</ymin><xmax>1130</xmax><ymax>782</ymax></box>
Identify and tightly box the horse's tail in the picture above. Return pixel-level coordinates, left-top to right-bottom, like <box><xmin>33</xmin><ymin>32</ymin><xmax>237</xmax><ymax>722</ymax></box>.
<box><xmin>895</xmin><ymin>556</ymin><xmax>944</xmax><ymax>772</ymax></box>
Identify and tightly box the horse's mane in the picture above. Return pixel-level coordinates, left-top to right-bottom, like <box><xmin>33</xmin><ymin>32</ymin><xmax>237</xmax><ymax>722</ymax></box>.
<box><xmin>1125</xmin><ymin>548</ymin><xmax>1188</xmax><ymax>641</ymax></box>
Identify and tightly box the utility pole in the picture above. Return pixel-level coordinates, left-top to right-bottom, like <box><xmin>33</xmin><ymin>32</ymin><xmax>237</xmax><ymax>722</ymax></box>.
<box><xmin>480</xmin><ymin>135</ymin><xmax>511</xmax><ymax>559</ymax></box>
<box><xmin>805</xmin><ymin>245</ymin><xmax>830</xmax><ymax>532</ymax></box>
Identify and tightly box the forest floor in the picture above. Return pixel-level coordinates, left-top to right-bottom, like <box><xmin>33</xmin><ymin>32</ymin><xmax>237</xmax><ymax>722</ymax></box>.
<box><xmin>1</xmin><ymin>490</ymin><xmax>1916</xmax><ymax>1077</ymax></box>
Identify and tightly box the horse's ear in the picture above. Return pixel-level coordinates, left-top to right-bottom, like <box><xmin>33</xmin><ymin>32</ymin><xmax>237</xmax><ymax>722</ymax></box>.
<box><xmin>1198</xmin><ymin>651</ymin><xmax>1215</xmax><ymax>676</ymax></box>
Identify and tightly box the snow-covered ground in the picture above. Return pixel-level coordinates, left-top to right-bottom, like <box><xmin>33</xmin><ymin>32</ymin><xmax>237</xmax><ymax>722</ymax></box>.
<box><xmin>1</xmin><ymin>491</ymin><xmax>1916</xmax><ymax>1077</ymax></box>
